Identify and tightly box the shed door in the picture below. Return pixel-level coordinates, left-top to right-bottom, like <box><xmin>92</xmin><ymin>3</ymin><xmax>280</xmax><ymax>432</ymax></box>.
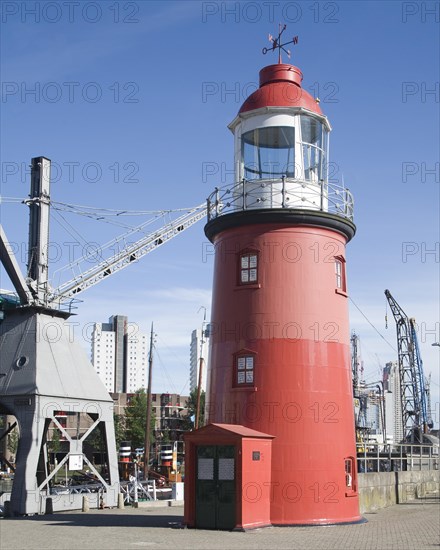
<box><xmin>195</xmin><ymin>445</ymin><xmax>236</xmax><ymax>530</ymax></box>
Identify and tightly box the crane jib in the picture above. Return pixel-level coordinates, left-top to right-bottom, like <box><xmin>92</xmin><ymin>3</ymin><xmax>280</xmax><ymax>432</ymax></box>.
<box><xmin>48</xmin><ymin>204</ymin><xmax>207</xmax><ymax>304</ymax></box>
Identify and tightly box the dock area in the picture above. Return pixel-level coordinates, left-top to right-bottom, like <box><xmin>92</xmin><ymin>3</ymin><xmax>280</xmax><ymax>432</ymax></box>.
<box><xmin>1</xmin><ymin>496</ymin><xmax>439</xmax><ymax>550</ymax></box>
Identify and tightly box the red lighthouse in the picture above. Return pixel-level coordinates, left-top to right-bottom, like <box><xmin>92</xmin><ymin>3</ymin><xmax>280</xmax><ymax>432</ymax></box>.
<box><xmin>203</xmin><ymin>37</ymin><xmax>362</xmax><ymax>525</ymax></box>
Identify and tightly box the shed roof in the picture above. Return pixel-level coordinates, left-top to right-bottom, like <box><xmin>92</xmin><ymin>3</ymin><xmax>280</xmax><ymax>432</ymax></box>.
<box><xmin>184</xmin><ymin>423</ymin><xmax>275</xmax><ymax>441</ymax></box>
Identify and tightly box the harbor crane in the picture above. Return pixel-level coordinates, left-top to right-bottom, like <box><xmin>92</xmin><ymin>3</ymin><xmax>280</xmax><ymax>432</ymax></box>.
<box><xmin>1</xmin><ymin>164</ymin><xmax>207</xmax><ymax>309</ymax></box>
<box><xmin>0</xmin><ymin>157</ymin><xmax>207</xmax><ymax>515</ymax></box>
<box><xmin>384</xmin><ymin>289</ymin><xmax>433</xmax><ymax>442</ymax></box>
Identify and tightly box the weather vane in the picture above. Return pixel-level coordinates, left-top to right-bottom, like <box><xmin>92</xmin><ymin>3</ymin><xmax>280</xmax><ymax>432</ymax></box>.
<box><xmin>262</xmin><ymin>24</ymin><xmax>299</xmax><ymax>64</ymax></box>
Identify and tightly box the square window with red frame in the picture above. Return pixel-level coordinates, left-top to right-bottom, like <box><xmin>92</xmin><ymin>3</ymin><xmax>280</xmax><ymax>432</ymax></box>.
<box><xmin>239</xmin><ymin>251</ymin><xmax>258</xmax><ymax>285</ymax></box>
<box><xmin>234</xmin><ymin>353</ymin><xmax>255</xmax><ymax>387</ymax></box>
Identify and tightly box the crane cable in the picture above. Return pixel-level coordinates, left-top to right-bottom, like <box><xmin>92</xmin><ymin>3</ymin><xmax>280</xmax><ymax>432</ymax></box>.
<box><xmin>348</xmin><ymin>296</ymin><xmax>397</xmax><ymax>353</ymax></box>
<box><xmin>155</xmin><ymin>332</ymin><xmax>194</xmax><ymax>395</ymax></box>
<box><xmin>51</xmin><ymin>200</ymin><xmax>202</xmax><ymax>217</ymax></box>
<box><xmin>52</xmin><ymin>209</ymin><xmax>90</xmax><ymax>247</ymax></box>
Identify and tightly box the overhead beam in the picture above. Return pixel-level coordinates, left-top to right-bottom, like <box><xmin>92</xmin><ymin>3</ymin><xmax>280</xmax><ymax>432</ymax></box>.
<box><xmin>0</xmin><ymin>224</ymin><xmax>31</xmax><ymax>304</ymax></box>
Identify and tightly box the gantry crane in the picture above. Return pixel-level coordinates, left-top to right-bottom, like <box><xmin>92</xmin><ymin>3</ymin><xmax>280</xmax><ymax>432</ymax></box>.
<box><xmin>0</xmin><ymin>157</ymin><xmax>207</xmax><ymax>515</ymax></box>
<box><xmin>1</xmin><ymin>164</ymin><xmax>207</xmax><ymax>308</ymax></box>
<box><xmin>384</xmin><ymin>289</ymin><xmax>432</xmax><ymax>442</ymax></box>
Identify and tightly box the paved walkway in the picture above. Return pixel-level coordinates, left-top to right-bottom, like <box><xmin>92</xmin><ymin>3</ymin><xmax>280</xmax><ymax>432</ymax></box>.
<box><xmin>0</xmin><ymin>498</ymin><xmax>439</xmax><ymax>550</ymax></box>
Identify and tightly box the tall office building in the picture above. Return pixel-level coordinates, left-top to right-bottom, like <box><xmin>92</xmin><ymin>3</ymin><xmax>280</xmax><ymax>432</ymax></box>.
<box><xmin>189</xmin><ymin>328</ymin><xmax>209</xmax><ymax>393</ymax></box>
<box><xmin>91</xmin><ymin>315</ymin><xmax>148</xmax><ymax>393</ymax></box>
<box><xmin>383</xmin><ymin>361</ymin><xmax>403</xmax><ymax>443</ymax></box>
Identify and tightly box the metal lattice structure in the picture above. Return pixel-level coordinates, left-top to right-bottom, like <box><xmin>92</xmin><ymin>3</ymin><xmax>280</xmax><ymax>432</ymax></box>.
<box><xmin>0</xmin><ymin>159</ymin><xmax>120</xmax><ymax>514</ymax></box>
<box><xmin>384</xmin><ymin>289</ymin><xmax>430</xmax><ymax>441</ymax></box>
<box><xmin>409</xmin><ymin>318</ymin><xmax>431</xmax><ymax>431</ymax></box>
<box><xmin>48</xmin><ymin>204</ymin><xmax>206</xmax><ymax>305</ymax></box>
<box><xmin>0</xmin><ymin>156</ymin><xmax>206</xmax><ymax>514</ymax></box>
<box><xmin>351</xmin><ymin>331</ymin><xmax>360</xmax><ymax>398</ymax></box>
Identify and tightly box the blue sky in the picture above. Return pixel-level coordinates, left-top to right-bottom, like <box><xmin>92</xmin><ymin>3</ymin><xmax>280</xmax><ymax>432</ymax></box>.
<box><xmin>1</xmin><ymin>1</ymin><xmax>439</xmax><ymax>421</ymax></box>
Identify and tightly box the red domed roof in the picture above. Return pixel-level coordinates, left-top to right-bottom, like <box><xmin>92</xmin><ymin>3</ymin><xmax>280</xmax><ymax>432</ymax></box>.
<box><xmin>239</xmin><ymin>63</ymin><xmax>322</xmax><ymax>115</ymax></box>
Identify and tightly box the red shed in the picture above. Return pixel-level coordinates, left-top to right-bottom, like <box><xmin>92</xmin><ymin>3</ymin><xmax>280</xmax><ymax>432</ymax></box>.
<box><xmin>184</xmin><ymin>423</ymin><xmax>274</xmax><ymax>530</ymax></box>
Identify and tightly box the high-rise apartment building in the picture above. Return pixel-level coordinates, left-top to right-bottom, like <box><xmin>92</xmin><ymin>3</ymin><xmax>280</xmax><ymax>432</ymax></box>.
<box><xmin>383</xmin><ymin>361</ymin><xmax>403</xmax><ymax>443</ymax></box>
<box><xmin>91</xmin><ymin>315</ymin><xmax>148</xmax><ymax>393</ymax></box>
<box><xmin>189</xmin><ymin>328</ymin><xmax>209</xmax><ymax>393</ymax></box>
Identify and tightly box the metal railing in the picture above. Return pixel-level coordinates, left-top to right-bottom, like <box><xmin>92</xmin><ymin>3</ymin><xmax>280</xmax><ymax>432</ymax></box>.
<box><xmin>207</xmin><ymin>178</ymin><xmax>354</xmax><ymax>222</ymax></box>
<box><xmin>120</xmin><ymin>479</ymin><xmax>157</xmax><ymax>503</ymax></box>
<box><xmin>0</xmin><ymin>479</ymin><xmax>13</xmax><ymax>494</ymax></box>
<box><xmin>1</xmin><ymin>480</ymin><xmax>160</xmax><ymax>508</ymax></box>
<box><xmin>356</xmin><ymin>443</ymin><xmax>439</xmax><ymax>473</ymax></box>
<box><xmin>50</xmin><ymin>482</ymin><xmax>103</xmax><ymax>495</ymax></box>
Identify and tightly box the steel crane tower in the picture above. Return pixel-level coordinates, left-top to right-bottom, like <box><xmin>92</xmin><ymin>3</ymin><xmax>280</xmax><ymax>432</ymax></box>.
<box><xmin>384</xmin><ymin>289</ymin><xmax>431</xmax><ymax>442</ymax></box>
<box><xmin>0</xmin><ymin>156</ymin><xmax>206</xmax><ymax>515</ymax></box>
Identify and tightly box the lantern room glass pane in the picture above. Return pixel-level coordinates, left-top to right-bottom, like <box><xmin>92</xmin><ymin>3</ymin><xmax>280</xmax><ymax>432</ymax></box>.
<box><xmin>242</xmin><ymin>126</ymin><xmax>295</xmax><ymax>180</ymax></box>
<box><xmin>303</xmin><ymin>144</ymin><xmax>322</xmax><ymax>182</ymax></box>
<box><xmin>301</xmin><ymin>116</ymin><xmax>323</xmax><ymax>148</ymax></box>
<box><xmin>300</xmin><ymin>115</ymin><xmax>328</xmax><ymax>182</ymax></box>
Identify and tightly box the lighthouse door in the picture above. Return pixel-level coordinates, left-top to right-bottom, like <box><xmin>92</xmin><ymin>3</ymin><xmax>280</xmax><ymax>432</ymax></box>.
<box><xmin>195</xmin><ymin>445</ymin><xmax>236</xmax><ymax>529</ymax></box>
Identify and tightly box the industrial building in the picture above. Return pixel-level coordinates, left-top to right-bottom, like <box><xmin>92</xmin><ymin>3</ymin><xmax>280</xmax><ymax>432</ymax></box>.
<box><xmin>112</xmin><ymin>392</ymin><xmax>189</xmax><ymax>443</ymax></box>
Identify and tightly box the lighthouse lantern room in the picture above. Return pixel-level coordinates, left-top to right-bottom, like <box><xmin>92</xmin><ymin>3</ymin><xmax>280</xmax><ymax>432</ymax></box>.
<box><xmin>185</xmin><ymin>28</ymin><xmax>361</xmax><ymax>528</ymax></box>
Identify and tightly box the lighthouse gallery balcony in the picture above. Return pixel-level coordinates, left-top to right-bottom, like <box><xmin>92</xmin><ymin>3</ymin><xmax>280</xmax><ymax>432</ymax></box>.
<box><xmin>207</xmin><ymin>177</ymin><xmax>354</xmax><ymax>222</ymax></box>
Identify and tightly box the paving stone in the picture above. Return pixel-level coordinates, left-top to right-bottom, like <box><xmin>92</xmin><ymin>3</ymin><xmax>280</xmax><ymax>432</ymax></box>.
<box><xmin>0</xmin><ymin>498</ymin><xmax>439</xmax><ymax>550</ymax></box>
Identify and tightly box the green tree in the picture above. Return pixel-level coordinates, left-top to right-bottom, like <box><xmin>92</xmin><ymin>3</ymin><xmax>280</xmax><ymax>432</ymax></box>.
<box><xmin>113</xmin><ymin>413</ymin><xmax>126</xmax><ymax>450</ymax></box>
<box><xmin>7</xmin><ymin>426</ymin><xmax>19</xmax><ymax>456</ymax></box>
<box><xmin>181</xmin><ymin>388</ymin><xmax>205</xmax><ymax>431</ymax></box>
<box><xmin>161</xmin><ymin>430</ymin><xmax>171</xmax><ymax>444</ymax></box>
<box><xmin>48</xmin><ymin>426</ymin><xmax>61</xmax><ymax>454</ymax></box>
<box><xmin>124</xmin><ymin>389</ymin><xmax>156</xmax><ymax>450</ymax></box>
